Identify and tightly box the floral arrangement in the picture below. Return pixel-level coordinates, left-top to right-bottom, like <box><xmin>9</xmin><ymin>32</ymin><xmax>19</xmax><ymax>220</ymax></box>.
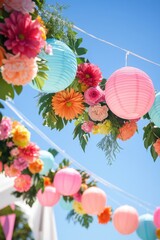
<box><xmin>0</xmin><ymin>0</ymin><xmax>160</xmax><ymax>164</ymax></box>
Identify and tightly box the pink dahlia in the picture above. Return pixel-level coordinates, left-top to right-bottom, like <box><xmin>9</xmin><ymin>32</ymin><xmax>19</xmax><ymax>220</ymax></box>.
<box><xmin>4</xmin><ymin>0</ymin><xmax>35</xmax><ymax>14</ymax></box>
<box><xmin>84</xmin><ymin>87</ymin><xmax>104</xmax><ymax>105</ymax></box>
<box><xmin>13</xmin><ymin>157</ymin><xmax>28</xmax><ymax>171</ymax></box>
<box><xmin>81</xmin><ymin>121</ymin><xmax>94</xmax><ymax>133</ymax></box>
<box><xmin>76</xmin><ymin>63</ymin><xmax>102</xmax><ymax>87</ymax></box>
<box><xmin>88</xmin><ymin>104</ymin><xmax>109</xmax><ymax>122</ymax></box>
<box><xmin>14</xmin><ymin>174</ymin><xmax>32</xmax><ymax>192</ymax></box>
<box><xmin>0</xmin><ymin>11</ymin><xmax>45</xmax><ymax>58</ymax></box>
<box><xmin>2</xmin><ymin>53</ymin><xmax>38</xmax><ymax>85</ymax></box>
<box><xmin>18</xmin><ymin>142</ymin><xmax>40</xmax><ymax>163</ymax></box>
<box><xmin>10</xmin><ymin>148</ymin><xmax>20</xmax><ymax>157</ymax></box>
<box><xmin>0</xmin><ymin>117</ymin><xmax>12</xmax><ymax>140</ymax></box>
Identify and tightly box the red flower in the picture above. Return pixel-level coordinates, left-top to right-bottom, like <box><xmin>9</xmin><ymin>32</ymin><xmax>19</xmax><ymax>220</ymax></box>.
<box><xmin>98</xmin><ymin>207</ymin><xmax>112</xmax><ymax>224</ymax></box>
<box><xmin>0</xmin><ymin>11</ymin><xmax>45</xmax><ymax>58</ymax></box>
<box><xmin>76</xmin><ymin>63</ymin><xmax>102</xmax><ymax>87</ymax></box>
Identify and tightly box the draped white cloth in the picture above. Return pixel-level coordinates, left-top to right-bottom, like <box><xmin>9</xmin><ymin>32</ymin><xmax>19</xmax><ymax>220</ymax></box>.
<box><xmin>0</xmin><ymin>174</ymin><xmax>58</xmax><ymax>240</ymax></box>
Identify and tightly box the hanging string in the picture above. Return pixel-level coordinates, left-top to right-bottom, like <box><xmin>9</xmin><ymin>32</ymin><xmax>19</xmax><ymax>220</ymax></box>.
<box><xmin>73</xmin><ymin>25</ymin><xmax>160</xmax><ymax>68</ymax></box>
<box><xmin>125</xmin><ymin>51</ymin><xmax>130</xmax><ymax>66</ymax></box>
<box><xmin>4</xmin><ymin>100</ymin><xmax>156</xmax><ymax>212</ymax></box>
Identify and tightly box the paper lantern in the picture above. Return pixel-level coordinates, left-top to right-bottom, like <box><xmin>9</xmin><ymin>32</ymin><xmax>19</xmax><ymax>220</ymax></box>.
<box><xmin>154</xmin><ymin>207</ymin><xmax>160</xmax><ymax>228</ymax></box>
<box><xmin>149</xmin><ymin>92</ymin><xmax>160</xmax><ymax>127</ymax></box>
<box><xmin>81</xmin><ymin>187</ymin><xmax>106</xmax><ymax>215</ymax></box>
<box><xmin>136</xmin><ymin>214</ymin><xmax>157</xmax><ymax>240</ymax></box>
<box><xmin>37</xmin><ymin>186</ymin><xmax>60</xmax><ymax>207</ymax></box>
<box><xmin>105</xmin><ymin>66</ymin><xmax>155</xmax><ymax>119</ymax></box>
<box><xmin>30</xmin><ymin>38</ymin><xmax>77</xmax><ymax>93</ymax></box>
<box><xmin>59</xmin><ymin>197</ymin><xmax>73</xmax><ymax>211</ymax></box>
<box><xmin>54</xmin><ymin>168</ymin><xmax>82</xmax><ymax>196</ymax></box>
<box><xmin>39</xmin><ymin>150</ymin><xmax>54</xmax><ymax>175</ymax></box>
<box><xmin>113</xmin><ymin>205</ymin><xmax>139</xmax><ymax>234</ymax></box>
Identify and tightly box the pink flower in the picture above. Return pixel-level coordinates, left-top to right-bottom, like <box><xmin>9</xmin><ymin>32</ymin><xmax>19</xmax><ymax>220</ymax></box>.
<box><xmin>153</xmin><ymin>139</ymin><xmax>160</xmax><ymax>155</ymax></box>
<box><xmin>73</xmin><ymin>192</ymin><xmax>82</xmax><ymax>202</ymax></box>
<box><xmin>4</xmin><ymin>0</ymin><xmax>35</xmax><ymax>14</ymax></box>
<box><xmin>44</xmin><ymin>43</ymin><xmax>53</xmax><ymax>55</ymax></box>
<box><xmin>19</xmin><ymin>142</ymin><xmax>40</xmax><ymax>163</ymax></box>
<box><xmin>0</xmin><ymin>117</ymin><xmax>12</xmax><ymax>140</ymax></box>
<box><xmin>10</xmin><ymin>148</ymin><xmax>19</xmax><ymax>157</ymax></box>
<box><xmin>13</xmin><ymin>157</ymin><xmax>28</xmax><ymax>171</ymax></box>
<box><xmin>88</xmin><ymin>104</ymin><xmax>109</xmax><ymax>122</ymax></box>
<box><xmin>0</xmin><ymin>162</ymin><xmax>3</xmax><ymax>172</ymax></box>
<box><xmin>6</xmin><ymin>141</ymin><xmax>14</xmax><ymax>147</ymax></box>
<box><xmin>2</xmin><ymin>53</ymin><xmax>38</xmax><ymax>85</ymax></box>
<box><xmin>14</xmin><ymin>174</ymin><xmax>32</xmax><ymax>192</ymax></box>
<box><xmin>0</xmin><ymin>11</ymin><xmax>45</xmax><ymax>58</ymax></box>
<box><xmin>81</xmin><ymin>121</ymin><xmax>94</xmax><ymax>133</ymax></box>
<box><xmin>76</xmin><ymin>63</ymin><xmax>102</xmax><ymax>87</ymax></box>
<box><xmin>4</xmin><ymin>164</ymin><xmax>21</xmax><ymax>177</ymax></box>
<box><xmin>84</xmin><ymin>87</ymin><xmax>104</xmax><ymax>105</ymax></box>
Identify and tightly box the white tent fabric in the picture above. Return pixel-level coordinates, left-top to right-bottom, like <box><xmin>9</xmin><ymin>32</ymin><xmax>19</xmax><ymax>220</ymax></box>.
<box><xmin>0</xmin><ymin>174</ymin><xmax>58</xmax><ymax>240</ymax></box>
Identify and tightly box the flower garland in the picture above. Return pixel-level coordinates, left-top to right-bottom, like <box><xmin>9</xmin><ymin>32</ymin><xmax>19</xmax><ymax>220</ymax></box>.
<box><xmin>0</xmin><ymin>0</ymin><xmax>160</xmax><ymax>163</ymax></box>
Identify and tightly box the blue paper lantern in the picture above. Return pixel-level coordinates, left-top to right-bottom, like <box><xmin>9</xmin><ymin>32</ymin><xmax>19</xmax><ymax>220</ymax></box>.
<box><xmin>136</xmin><ymin>214</ymin><xmax>156</xmax><ymax>240</ymax></box>
<box><xmin>30</xmin><ymin>38</ymin><xmax>77</xmax><ymax>93</ymax></box>
<box><xmin>39</xmin><ymin>150</ymin><xmax>54</xmax><ymax>175</ymax></box>
<box><xmin>149</xmin><ymin>92</ymin><xmax>160</xmax><ymax>127</ymax></box>
<box><xmin>59</xmin><ymin>197</ymin><xmax>73</xmax><ymax>211</ymax></box>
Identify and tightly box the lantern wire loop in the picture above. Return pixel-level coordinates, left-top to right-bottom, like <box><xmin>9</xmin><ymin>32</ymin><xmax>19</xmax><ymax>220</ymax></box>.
<box><xmin>73</xmin><ymin>25</ymin><xmax>160</xmax><ymax>68</ymax></box>
<box><xmin>4</xmin><ymin>100</ymin><xmax>156</xmax><ymax>213</ymax></box>
<box><xmin>125</xmin><ymin>51</ymin><xmax>130</xmax><ymax>66</ymax></box>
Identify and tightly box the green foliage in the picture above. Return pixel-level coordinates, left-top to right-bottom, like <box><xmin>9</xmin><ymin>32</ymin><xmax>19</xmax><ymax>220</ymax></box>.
<box><xmin>33</xmin><ymin>0</ymin><xmax>45</xmax><ymax>10</ymax></box>
<box><xmin>73</xmin><ymin>123</ymin><xmax>90</xmax><ymax>151</ymax></box>
<box><xmin>32</xmin><ymin>59</ymin><xmax>49</xmax><ymax>90</ymax></box>
<box><xmin>67</xmin><ymin>210</ymin><xmax>93</xmax><ymax>228</ymax></box>
<box><xmin>97</xmin><ymin>134</ymin><xmax>122</xmax><ymax>165</ymax></box>
<box><xmin>143</xmin><ymin>122</ymin><xmax>160</xmax><ymax>161</ymax></box>
<box><xmin>0</xmin><ymin>206</ymin><xmax>15</xmax><ymax>216</ymax></box>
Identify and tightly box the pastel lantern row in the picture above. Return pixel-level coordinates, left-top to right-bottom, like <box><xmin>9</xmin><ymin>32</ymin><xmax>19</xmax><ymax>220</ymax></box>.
<box><xmin>30</xmin><ymin>38</ymin><xmax>77</xmax><ymax>93</ymax></box>
<box><xmin>105</xmin><ymin>66</ymin><xmax>155</xmax><ymax>119</ymax></box>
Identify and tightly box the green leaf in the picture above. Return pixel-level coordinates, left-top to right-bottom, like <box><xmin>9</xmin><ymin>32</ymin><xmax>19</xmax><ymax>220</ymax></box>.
<box><xmin>0</xmin><ymin>102</ymin><xmax>4</xmax><ymax>108</ymax></box>
<box><xmin>33</xmin><ymin>77</ymin><xmax>45</xmax><ymax>90</ymax></box>
<box><xmin>38</xmin><ymin>71</ymin><xmax>48</xmax><ymax>80</ymax></box>
<box><xmin>0</xmin><ymin>206</ymin><xmax>15</xmax><ymax>216</ymax></box>
<box><xmin>14</xmin><ymin>85</ymin><xmax>23</xmax><ymax>95</ymax></box>
<box><xmin>76</xmin><ymin>47</ymin><xmax>87</xmax><ymax>56</ymax></box>
<box><xmin>48</xmin><ymin>148</ymin><xmax>59</xmax><ymax>157</ymax></box>
<box><xmin>0</xmin><ymin>78</ymin><xmax>14</xmax><ymax>100</ymax></box>
<box><xmin>75</xmin><ymin>38</ymin><xmax>83</xmax><ymax>48</ymax></box>
<box><xmin>150</xmin><ymin>145</ymin><xmax>158</xmax><ymax>161</ymax></box>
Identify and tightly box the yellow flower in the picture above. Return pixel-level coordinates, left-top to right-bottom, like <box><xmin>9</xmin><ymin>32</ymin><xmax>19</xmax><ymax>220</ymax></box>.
<box><xmin>92</xmin><ymin>125</ymin><xmax>99</xmax><ymax>134</ymax></box>
<box><xmin>73</xmin><ymin>201</ymin><xmax>86</xmax><ymax>215</ymax></box>
<box><xmin>37</xmin><ymin>16</ymin><xmax>48</xmax><ymax>40</ymax></box>
<box><xmin>12</xmin><ymin>125</ymin><xmax>30</xmax><ymax>148</ymax></box>
<box><xmin>98</xmin><ymin>120</ymin><xmax>112</xmax><ymax>135</ymax></box>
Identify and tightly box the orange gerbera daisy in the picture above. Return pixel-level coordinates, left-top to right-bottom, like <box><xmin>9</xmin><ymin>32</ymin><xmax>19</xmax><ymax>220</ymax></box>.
<box><xmin>52</xmin><ymin>88</ymin><xmax>85</xmax><ymax>120</ymax></box>
<box><xmin>98</xmin><ymin>207</ymin><xmax>112</xmax><ymax>224</ymax></box>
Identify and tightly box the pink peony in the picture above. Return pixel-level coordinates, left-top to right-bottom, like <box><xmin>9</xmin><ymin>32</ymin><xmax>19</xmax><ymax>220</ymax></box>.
<box><xmin>0</xmin><ymin>117</ymin><xmax>12</xmax><ymax>140</ymax></box>
<box><xmin>0</xmin><ymin>162</ymin><xmax>3</xmax><ymax>172</ymax></box>
<box><xmin>13</xmin><ymin>157</ymin><xmax>28</xmax><ymax>171</ymax></box>
<box><xmin>88</xmin><ymin>104</ymin><xmax>109</xmax><ymax>122</ymax></box>
<box><xmin>4</xmin><ymin>0</ymin><xmax>35</xmax><ymax>14</ymax></box>
<box><xmin>14</xmin><ymin>174</ymin><xmax>32</xmax><ymax>192</ymax></box>
<box><xmin>18</xmin><ymin>142</ymin><xmax>40</xmax><ymax>163</ymax></box>
<box><xmin>73</xmin><ymin>192</ymin><xmax>82</xmax><ymax>202</ymax></box>
<box><xmin>76</xmin><ymin>63</ymin><xmax>102</xmax><ymax>87</ymax></box>
<box><xmin>4</xmin><ymin>164</ymin><xmax>21</xmax><ymax>177</ymax></box>
<box><xmin>81</xmin><ymin>121</ymin><xmax>94</xmax><ymax>133</ymax></box>
<box><xmin>0</xmin><ymin>11</ymin><xmax>45</xmax><ymax>58</ymax></box>
<box><xmin>2</xmin><ymin>53</ymin><xmax>38</xmax><ymax>85</ymax></box>
<box><xmin>10</xmin><ymin>148</ymin><xmax>19</xmax><ymax>157</ymax></box>
<box><xmin>84</xmin><ymin>87</ymin><xmax>104</xmax><ymax>105</ymax></box>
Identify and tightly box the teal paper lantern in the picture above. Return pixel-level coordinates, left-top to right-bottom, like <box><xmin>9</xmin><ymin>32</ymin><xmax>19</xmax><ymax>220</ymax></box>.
<box><xmin>40</xmin><ymin>150</ymin><xmax>54</xmax><ymax>175</ymax></box>
<box><xmin>30</xmin><ymin>38</ymin><xmax>77</xmax><ymax>93</ymax></box>
<box><xmin>149</xmin><ymin>92</ymin><xmax>160</xmax><ymax>127</ymax></box>
<box><xmin>59</xmin><ymin>197</ymin><xmax>73</xmax><ymax>211</ymax></box>
<box><xmin>136</xmin><ymin>214</ymin><xmax>156</xmax><ymax>240</ymax></box>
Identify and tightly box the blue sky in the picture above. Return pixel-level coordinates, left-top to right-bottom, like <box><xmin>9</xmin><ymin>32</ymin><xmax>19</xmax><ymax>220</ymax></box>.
<box><xmin>2</xmin><ymin>0</ymin><xmax>160</xmax><ymax>239</ymax></box>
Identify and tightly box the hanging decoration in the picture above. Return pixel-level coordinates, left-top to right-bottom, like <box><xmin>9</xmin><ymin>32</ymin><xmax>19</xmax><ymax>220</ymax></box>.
<box><xmin>37</xmin><ymin>186</ymin><xmax>61</xmax><ymax>207</ymax></box>
<box><xmin>149</xmin><ymin>92</ymin><xmax>160</xmax><ymax>128</ymax></box>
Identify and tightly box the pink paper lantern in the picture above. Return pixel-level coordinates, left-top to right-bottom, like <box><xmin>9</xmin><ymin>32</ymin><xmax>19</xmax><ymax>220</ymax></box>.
<box><xmin>37</xmin><ymin>186</ymin><xmax>61</xmax><ymax>206</ymax></box>
<box><xmin>105</xmin><ymin>66</ymin><xmax>155</xmax><ymax>119</ymax></box>
<box><xmin>113</xmin><ymin>205</ymin><xmax>139</xmax><ymax>234</ymax></box>
<box><xmin>154</xmin><ymin>207</ymin><xmax>160</xmax><ymax>228</ymax></box>
<box><xmin>54</xmin><ymin>168</ymin><xmax>82</xmax><ymax>196</ymax></box>
<box><xmin>81</xmin><ymin>187</ymin><xmax>106</xmax><ymax>215</ymax></box>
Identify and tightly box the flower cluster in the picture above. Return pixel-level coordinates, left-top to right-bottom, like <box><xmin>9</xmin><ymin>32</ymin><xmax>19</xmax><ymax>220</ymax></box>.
<box><xmin>0</xmin><ymin>0</ymin><xmax>51</xmax><ymax>88</ymax></box>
